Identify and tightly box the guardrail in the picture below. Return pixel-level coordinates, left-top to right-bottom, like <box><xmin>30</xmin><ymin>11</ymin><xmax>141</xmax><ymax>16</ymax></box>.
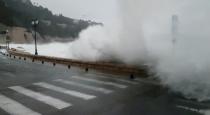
<box><xmin>5</xmin><ymin>50</ymin><xmax>149</xmax><ymax>78</ymax></box>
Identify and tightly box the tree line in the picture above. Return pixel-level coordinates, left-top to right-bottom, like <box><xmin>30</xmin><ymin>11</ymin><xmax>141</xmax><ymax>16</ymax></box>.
<box><xmin>0</xmin><ymin>0</ymin><xmax>102</xmax><ymax>39</ymax></box>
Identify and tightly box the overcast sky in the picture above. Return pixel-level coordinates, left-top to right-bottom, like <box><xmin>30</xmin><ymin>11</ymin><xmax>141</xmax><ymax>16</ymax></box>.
<box><xmin>31</xmin><ymin>0</ymin><xmax>119</xmax><ymax>23</ymax></box>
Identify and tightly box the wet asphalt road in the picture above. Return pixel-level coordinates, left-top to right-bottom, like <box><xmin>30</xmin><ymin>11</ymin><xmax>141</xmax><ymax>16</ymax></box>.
<box><xmin>0</xmin><ymin>53</ymin><xmax>209</xmax><ymax>115</ymax></box>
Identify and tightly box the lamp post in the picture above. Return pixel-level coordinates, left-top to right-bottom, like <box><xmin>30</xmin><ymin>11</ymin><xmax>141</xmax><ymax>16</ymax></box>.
<box><xmin>31</xmin><ymin>19</ymin><xmax>39</xmax><ymax>55</ymax></box>
<box><xmin>172</xmin><ymin>15</ymin><xmax>178</xmax><ymax>46</ymax></box>
<box><xmin>5</xmin><ymin>30</ymin><xmax>9</xmax><ymax>49</ymax></box>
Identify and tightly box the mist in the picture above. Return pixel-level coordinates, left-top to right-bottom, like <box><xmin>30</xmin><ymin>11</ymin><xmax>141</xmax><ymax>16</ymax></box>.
<box><xmin>10</xmin><ymin>0</ymin><xmax>210</xmax><ymax>103</ymax></box>
<box><xmin>118</xmin><ymin>0</ymin><xmax>210</xmax><ymax>102</ymax></box>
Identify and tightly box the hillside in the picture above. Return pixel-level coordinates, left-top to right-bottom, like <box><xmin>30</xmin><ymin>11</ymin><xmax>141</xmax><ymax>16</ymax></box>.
<box><xmin>0</xmin><ymin>0</ymin><xmax>101</xmax><ymax>40</ymax></box>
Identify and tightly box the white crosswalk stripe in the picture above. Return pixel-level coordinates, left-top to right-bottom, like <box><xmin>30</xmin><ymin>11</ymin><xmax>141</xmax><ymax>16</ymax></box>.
<box><xmin>86</xmin><ymin>74</ymin><xmax>139</xmax><ymax>85</ymax></box>
<box><xmin>71</xmin><ymin>76</ymin><xmax>127</xmax><ymax>89</ymax></box>
<box><xmin>9</xmin><ymin>86</ymin><xmax>71</xmax><ymax>109</ymax></box>
<box><xmin>33</xmin><ymin>82</ymin><xmax>96</xmax><ymax>100</ymax></box>
<box><xmin>0</xmin><ymin>94</ymin><xmax>42</xmax><ymax>115</ymax></box>
<box><xmin>135</xmin><ymin>78</ymin><xmax>160</xmax><ymax>86</ymax></box>
<box><xmin>54</xmin><ymin>79</ymin><xmax>113</xmax><ymax>94</ymax></box>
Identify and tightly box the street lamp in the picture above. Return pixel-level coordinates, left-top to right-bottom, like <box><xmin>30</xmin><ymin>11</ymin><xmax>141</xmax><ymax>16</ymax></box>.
<box><xmin>5</xmin><ymin>30</ymin><xmax>9</xmax><ymax>49</ymax></box>
<box><xmin>31</xmin><ymin>19</ymin><xmax>39</xmax><ymax>55</ymax></box>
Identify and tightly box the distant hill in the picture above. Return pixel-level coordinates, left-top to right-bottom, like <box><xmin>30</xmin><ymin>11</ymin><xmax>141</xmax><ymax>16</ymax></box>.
<box><xmin>0</xmin><ymin>0</ymin><xmax>102</xmax><ymax>40</ymax></box>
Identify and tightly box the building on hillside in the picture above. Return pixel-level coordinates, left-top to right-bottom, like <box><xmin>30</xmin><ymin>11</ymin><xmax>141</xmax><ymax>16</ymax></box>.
<box><xmin>8</xmin><ymin>27</ymin><xmax>34</xmax><ymax>44</ymax></box>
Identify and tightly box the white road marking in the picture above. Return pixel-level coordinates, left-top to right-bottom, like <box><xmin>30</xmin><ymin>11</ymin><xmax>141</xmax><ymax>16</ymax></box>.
<box><xmin>176</xmin><ymin>98</ymin><xmax>210</xmax><ymax>108</ymax></box>
<box><xmin>204</xmin><ymin>110</ymin><xmax>210</xmax><ymax>115</ymax></box>
<box><xmin>71</xmin><ymin>76</ymin><xmax>127</xmax><ymax>89</ymax></box>
<box><xmin>33</xmin><ymin>82</ymin><xmax>96</xmax><ymax>100</ymax></box>
<box><xmin>135</xmin><ymin>78</ymin><xmax>161</xmax><ymax>86</ymax></box>
<box><xmin>176</xmin><ymin>105</ymin><xmax>210</xmax><ymax>115</ymax></box>
<box><xmin>94</xmin><ymin>73</ymin><xmax>160</xmax><ymax>86</ymax></box>
<box><xmin>0</xmin><ymin>94</ymin><xmax>41</xmax><ymax>115</ymax></box>
<box><xmin>9</xmin><ymin>86</ymin><xmax>71</xmax><ymax>109</ymax></box>
<box><xmin>176</xmin><ymin>105</ymin><xmax>202</xmax><ymax>113</ymax></box>
<box><xmin>55</xmin><ymin>79</ymin><xmax>113</xmax><ymax>94</ymax></box>
<box><xmin>86</xmin><ymin>74</ymin><xmax>139</xmax><ymax>85</ymax></box>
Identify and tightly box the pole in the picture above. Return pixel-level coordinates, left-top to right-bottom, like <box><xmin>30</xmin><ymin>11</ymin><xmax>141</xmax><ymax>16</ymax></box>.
<box><xmin>5</xmin><ymin>30</ymin><xmax>9</xmax><ymax>50</ymax></box>
<box><xmin>8</xmin><ymin>41</ymin><xmax>9</xmax><ymax>49</ymax></box>
<box><xmin>34</xmin><ymin>25</ymin><xmax>38</xmax><ymax>55</ymax></box>
<box><xmin>4</xmin><ymin>34</ymin><xmax>6</xmax><ymax>48</ymax></box>
<box><xmin>172</xmin><ymin>15</ymin><xmax>178</xmax><ymax>47</ymax></box>
<box><xmin>32</xmin><ymin>19</ymin><xmax>39</xmax><ymax>55</ymax></box>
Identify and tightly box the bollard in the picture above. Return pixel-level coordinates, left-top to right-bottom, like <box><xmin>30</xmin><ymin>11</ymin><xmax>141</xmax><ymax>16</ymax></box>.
<box><xmin>14</xmin><ymin>56</ymin><xmax>16</xmax><ymax>59</ymax></box>
<box><xmin>53</xmin><ymin>63</ymin><xmax>56</xmax><ymax>66</ymax></box>
<box><xmin>85</xmin><ymin>68</ymin><xmax>89</xmax><ymax>72</ymax></box>
<box><xmin>68</xmin><ymin>65</ymin><xmax>71</xmax><ymax>69</ymax></box>
<box><xmin>24</xmin><ymin>58</ymin><xmax>26</xmax><ymax>61</ymax></box>
<box><xmin>42</xmin><ymin>61</ymin><xmax>44</xmax><ymax>64</ymax></box>
<box><xmin>130</xmin><ymin>74</ymin><xmax>135</xmax><ymax>79</ymax></box>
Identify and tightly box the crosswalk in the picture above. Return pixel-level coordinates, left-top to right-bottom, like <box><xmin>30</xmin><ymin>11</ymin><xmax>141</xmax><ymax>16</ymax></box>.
<box><xmin>86</xmin><ymin>73</ymin><xmax>139</xmax><ymax>85</ymax></box>
<box><xmin>0</xmin><ymin>94</ymin><xmax>41</xmax><ymax>115</ymax></box>
<box><xmin>54</xmin><ymin>79</ymin><xmax>113</xmax><ymax>94</ymax></box>
<box><xmin>9</xmin><ymin>86</ymin><xmax>71</xmax><ymax>110</ymax></box>
<box><xmin>0</xmin><ymin>74</ymin><xmax>141</xmax><ymax>115</ymax></box>
<box><xmin>33</xmin><ymin>82</ymin><xmax>96</xmax><ymax>100</ymax></box>
<box><xmin>71</xmin><ymin>76</ymin><xmax>128</xmax><ymax>89</ymax></box>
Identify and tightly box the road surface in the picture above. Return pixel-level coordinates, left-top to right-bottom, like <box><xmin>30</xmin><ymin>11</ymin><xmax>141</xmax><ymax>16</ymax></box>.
<box><xmin>0</xmin><ymin>53</ymin><xmax>209</xmax><ymax>115</ymax></box>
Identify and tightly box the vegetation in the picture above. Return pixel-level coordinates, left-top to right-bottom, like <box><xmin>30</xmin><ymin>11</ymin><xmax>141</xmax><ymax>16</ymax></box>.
<box><xmin>0</xmin><ymin>0</ymin><xmax>101</xmax><ymax>39</ymax></box>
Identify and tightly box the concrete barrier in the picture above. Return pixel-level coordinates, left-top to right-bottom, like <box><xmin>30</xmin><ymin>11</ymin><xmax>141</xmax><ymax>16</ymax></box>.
<box><xmin>8</xmin><ymin>50</ymin><xmax>149</xmax><ymax>78</ymax></box>
<box><xmin>0</xmin><ymin>46</ymin><xmax>7</xmax><ymax>49</ymax></box>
